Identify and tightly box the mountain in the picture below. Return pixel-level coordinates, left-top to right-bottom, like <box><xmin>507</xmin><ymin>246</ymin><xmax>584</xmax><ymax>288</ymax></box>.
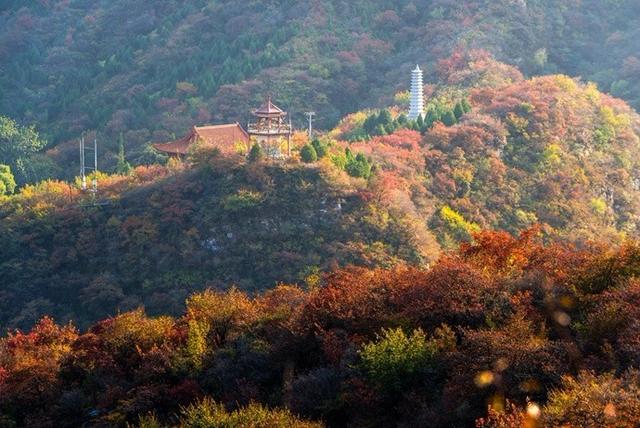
<box><xmin>1</xmin><ymin>0</ymin><xmax>639</xmax><ymax>173</ymax></box>
<box><xmin>1</xmin><ymin>57</ymin><xmax>640</xmax><ymax>332</ymax></box>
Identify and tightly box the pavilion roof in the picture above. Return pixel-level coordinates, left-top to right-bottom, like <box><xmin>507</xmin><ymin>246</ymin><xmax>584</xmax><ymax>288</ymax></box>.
<box><xmin>153</xmin><ymin>123</ymin><xmax>250</xmax><ymax>155</ymax></box>
<box><xmin>253</xmin><ymin>98</ymin><xmax>286</xmax><ymax>117</ymax></box>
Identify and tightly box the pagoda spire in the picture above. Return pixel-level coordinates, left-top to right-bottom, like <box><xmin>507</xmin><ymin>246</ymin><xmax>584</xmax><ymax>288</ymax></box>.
<box><xmin>408</xmin><ymin>64</ymin><xmax>425</xmax><ymax>120</ymax></box>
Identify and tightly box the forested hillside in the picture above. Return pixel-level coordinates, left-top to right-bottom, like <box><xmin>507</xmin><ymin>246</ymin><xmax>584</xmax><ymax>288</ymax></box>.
<box><xmin>3</xmin><ymin>231</ymin><xmax>640</xmax><ymax>427</ymax></box>
<box><xmin>2</xmin><ymin>58</ymin><xmax>640</xmax><ymax>333</ymax></box>
<box><xmin>2</xmin><ymin>2</ymin><xmax>640</xmax><ymax>426</ymax></box>
<box><xmin>1</xmin><ymin>0</ymin><xmax>639</xmax><ymax>173</ymax></box>
<box><xmin>0</xmin><ymin>155</ymin><xmax>436</xmax><ymax>331</ymax></box>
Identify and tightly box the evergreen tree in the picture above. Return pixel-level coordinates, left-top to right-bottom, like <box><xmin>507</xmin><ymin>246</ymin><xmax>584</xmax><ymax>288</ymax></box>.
<box><xmin>453</xmin><ymin>102</ymin><xmax>465</xmax><ymax>120</ymax></box>
<box><xmin>374</xmin><ymin>124</ymin><xmax>387</xmax><ymax>136</ymax></box>
<box><xmin>397</xmin><ymin>113</ymin><xmax>408</xmax><ymax>125</ymax></box>
<box><xmin>311</xmin><ymin>139</ymin><xmax>328</xmax><ymax>158</ymax></box>
<box><xmin>300</xmin><ymin>144</ymin><xmax>318</xmax><ymax>163</ymax></box>
<box><xmin>384</xmin><ymin>122</ymin><xmax>397</xmax><ymax>135</ymax></box>
<box><xmin>116</xmin><ymin>133</ymin><xmax>133</xmax><ymax>175</ymax></box>
<box><xmin>462</xmin><ymin>98</ymin><xmax>472</xmax><ymax>113</ymax></box>
<box><xmin>363</xmin><ymin>114</ymin><xmax>378</xmax><ymax>135</ymax></box>
<box><xmin>442</xmin><ymin>110</ymin><xmax>457</xmax><ymax>126</ymax></box>
<box><xmin>416</xmin><ymin>114</ymin><xmax>425</xmax><ymax>130</ymax></box>
<box><xmin>248</xmin><ymin>143</ymin><xmax>264</xmax><ymax>163</ymax></box>
<box><xmin>424</xmin><ymin>108</ymin><xmax>439</xmax><ymax>128</ymax></box>
<box><xmin>378</xmin><ymin>109</ymin><xmax>393</xmax><ymax>128</ymax></box>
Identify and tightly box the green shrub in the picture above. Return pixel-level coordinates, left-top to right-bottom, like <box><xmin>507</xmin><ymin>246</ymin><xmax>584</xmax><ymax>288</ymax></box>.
<box><xmin>222</xmin><ymin>189</ymin><xmax>264</xmax><ymax>211</ymax></box>
<box><xmin>345</xmin><ymin>149</ymin><xmax>372</xmax><ymax>179</ymax></box>
<box><xmin>248</xmin><ymin>143</ymin><xmax>264</xmax><ymax>163</ymax></box>
<box><xmin>178</xmin><ymin>397</ymin><xmax>322</xmax><ymax>428</ymax></box>
<box><xmin>311</xmin><ymin>139</ymin><xmax>328</xmax><ymax>158</ymax></box>
<box><xmin>0</xmin><ymin>164</ymin><xmax>16</xmax><ymax>195</ymax></box>
<box><xmin>359</xmin><ymin>327</ymin><xmax>441</xmax><ymax>392</ymax></box>
<box><xmin>440</xmin><ymin>205</ymin><xmax>480</xmax><ymax>241</ymax></box>
<box><xmin>300</xmin><ymin>144</ymin><xmax>318</xmax><ymax>163</ymax></box>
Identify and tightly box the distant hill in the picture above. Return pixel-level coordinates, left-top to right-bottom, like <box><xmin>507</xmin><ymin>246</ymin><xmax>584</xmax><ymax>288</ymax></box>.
<box><xmin>1</xmin><ymin>0</ymin><xmax>639</xmax><ymax>171</ymax></box>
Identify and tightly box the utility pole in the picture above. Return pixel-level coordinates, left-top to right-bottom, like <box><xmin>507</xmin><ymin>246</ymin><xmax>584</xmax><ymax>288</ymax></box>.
<box><xmin>304</xmin><ymin>111</ymin><xmax>316</xmax><ymax>140</ymax></box>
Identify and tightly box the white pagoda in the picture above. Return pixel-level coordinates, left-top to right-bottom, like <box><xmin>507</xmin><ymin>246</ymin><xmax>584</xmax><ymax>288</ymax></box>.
<box><xmin>408</xmin><ymin>65</ymin><xmax>425</xmax><ymax>120</ymax></box>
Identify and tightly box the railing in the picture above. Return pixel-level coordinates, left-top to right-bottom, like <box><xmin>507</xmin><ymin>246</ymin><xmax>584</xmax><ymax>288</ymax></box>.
<box><xmin>247</xmin><ymin>123</ymin><xmax>292</xmax><ymax>135</ymax></box>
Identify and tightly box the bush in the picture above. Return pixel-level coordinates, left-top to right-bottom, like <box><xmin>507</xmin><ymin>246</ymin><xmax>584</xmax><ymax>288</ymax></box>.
<box><xmin>359</xmin><ymin>328</ymin><xmax>439</xmax><ymax>392</ymax></box>
<box><xmin>544</xmin><ymin>371</ymin><xmax>640</xmax><ymax>427</ymax></box>
<box><xmin>248</xmin><ymin>143</ymin><xmax>264</xmax><ymax>163</ymax></box>
<box><xmin>345</xmin><ymin>150</ymin><xmax>372</xmax><ymax>179</ymax></box>
<box><xmin>222</xmin><ymin>189</ymin><xmax>264</xmax><ymax>212</ymax></box>
<box><xmin>300</xmin><ymin>144</ymin><xmax>318</xmax><ymax>163</ymax></box>
<box><xmin>311</xmin><ymin>139</ymin><xmax>328</xmax><ymax>158</ymax></box>
<box><xmin>0</xmin><ymin>164</ymin><xmax>16</xmax><ymax>195</ymax></box>
<box><xmin>178</xmin><ymin>397</ymin><xmax>323</xmax><ymax>428</ymax></box>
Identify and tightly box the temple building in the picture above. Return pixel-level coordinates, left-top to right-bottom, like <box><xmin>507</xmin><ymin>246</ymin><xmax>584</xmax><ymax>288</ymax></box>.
<box><xmin>153</xmin><ymin>123</ymin><xmax>250</xmax><ymax>157</ymax></box>
<box><xmin>154</xmin><ymin>98</ymin><xmax>292</xmax><ymax>159</ymax></box>
<box><xmin>408</xmin><ymin>65</ymin><xmax>425</xmax><ymax>120</ymax></box>
<box><xmin>247</xmin><ymin>97</ymin><xmax>292</xmax><ymax>158</ymax></box>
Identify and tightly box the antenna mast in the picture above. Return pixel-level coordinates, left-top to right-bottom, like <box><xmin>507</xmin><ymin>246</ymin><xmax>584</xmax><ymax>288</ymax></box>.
<box><xmin>79</xmin><ymin>134</ymin><xmax>98</xmax><ymax>194</ymax></box>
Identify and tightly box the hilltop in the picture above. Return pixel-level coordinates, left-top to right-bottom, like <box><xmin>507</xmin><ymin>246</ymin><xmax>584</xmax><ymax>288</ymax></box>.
<box><xmin>0</xmin><ymin>156</ymin><xmax>436</xmax><ymax>331</ymax></box>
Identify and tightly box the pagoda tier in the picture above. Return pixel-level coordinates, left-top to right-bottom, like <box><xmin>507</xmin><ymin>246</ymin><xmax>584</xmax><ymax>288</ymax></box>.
<box><xmin>408</xmin><ymin>65</ymin><xmax>425</xmax><ymax>120</ymax></box>
<box><xmin>252</xmin><ymin>97</ymin><xmax>287</xmax><ymax>118</ymax></box>
<box><xmin>248</xmin><ymin>97</ymin><xmax>292</xmax><ymax>158</ymax></box>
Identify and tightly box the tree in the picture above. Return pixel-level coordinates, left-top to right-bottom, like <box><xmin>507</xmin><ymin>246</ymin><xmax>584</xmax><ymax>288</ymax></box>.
<box><xmin>0</xmin><ymin>115</ymin><xmax>46</xmax><ymax>185</ymax></box>
<box><xmin>378</xmin><ymin>109</ymin><xmax>393</xmax><ymax>128</ymax></box>
<box><xmin>116</xmin><ymin>133</ymin><xmax>133</xmax><ymax>175</ymax></box>
<box><xmin>442</xmin><ymin>110</ymin><xmax>457</xmax><ymax>126</ymax></box>
<box><xmin>359</xmin><ymin>327</ymin><xmax>440</xmax><ymax>392</ymax></box>
<box><xmin>0</xmin><ymin>164</ymin><xmax>16</xmax><ymax>195</ymax></box>
<box><xmin>248</xmin><ymin>143</ymin><xmax>264</xmax><ymax>163</ymax></box>
<box><xmin>345</xmin><ymin>152</ymin><xmax>372</xmax><ymax>178</ymax></box>
<box><xmin>311</xmin><ymin>139</ymin><xmax>328</xmax><ymax>158</ymax></box>
<box><xmin>300</xmin><ymin>144</ymin><xmax>318</xmax><ymax>163</ymax></box>
<box><xmin>424</xmin><ymin>108</ymin><xmax>440</xmax><ymax>128</ymax></box>
<box><xmin>453</xmin><ymin>101</ymin><xmax>465</xmax><ymax>120</ymax></box>
<box><xmin>461</xmin><ymin>98</ymin><xmax>472</xmax><ymax>113</ymax></box>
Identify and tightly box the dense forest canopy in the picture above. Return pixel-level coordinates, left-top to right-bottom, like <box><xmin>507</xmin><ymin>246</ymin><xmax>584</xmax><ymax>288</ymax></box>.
<box><xmin>3</xmin><ymin>231</ymin><xmax>640</xmax><ymax>427</ymax></box>
<box><xmin>1</xmin><ymin>0</ymin><xmax>639</xmax><ymax>174</ymax></box>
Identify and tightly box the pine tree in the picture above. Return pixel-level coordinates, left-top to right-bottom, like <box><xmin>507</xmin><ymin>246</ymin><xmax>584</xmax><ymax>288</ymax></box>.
<box><xmin>453</xmin><ymin>102</ymin><xmax>465</xmax><ymax>120</ymax></box>
<box><xmin>375</xmin><ymin>124</ymin><xmax>387</xmax><ymax>136</ymax></box>
<box><xmin>378</xmin><ymin>109</ymin><xmax>393</xmax><ymax>128</ymax></box>
<box><xmin>300</xmin><ymin>144</ymin><xmax>318</xmax><ymax>163</ymax></box>
<box><xmin>442</xmin><ymin>110</ymin><xmax>457</xmax><ymax>126</ymax></box>
<box><xmin>116</xmin><ymin>133</ymin><xmax>132</xmax><ymax>175</ymax></box>
<box><xmin>462</xmin><ymin>98</ymin><xmax>472</xmax><ymax>113</ymax></box>
<box><xmin>248</xmin><ymin>143</ymin><xmax>264</xmax><ymax>163</ymax></box>
<box><xmin>424</xmin><ymin>108</ymin><xmax>439</xmax><ymax>128</ymax></box>
<box><xmin>311</xmin><ymin>139</ymin><xmax>328</xmax><ymax>158</ymax></box>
